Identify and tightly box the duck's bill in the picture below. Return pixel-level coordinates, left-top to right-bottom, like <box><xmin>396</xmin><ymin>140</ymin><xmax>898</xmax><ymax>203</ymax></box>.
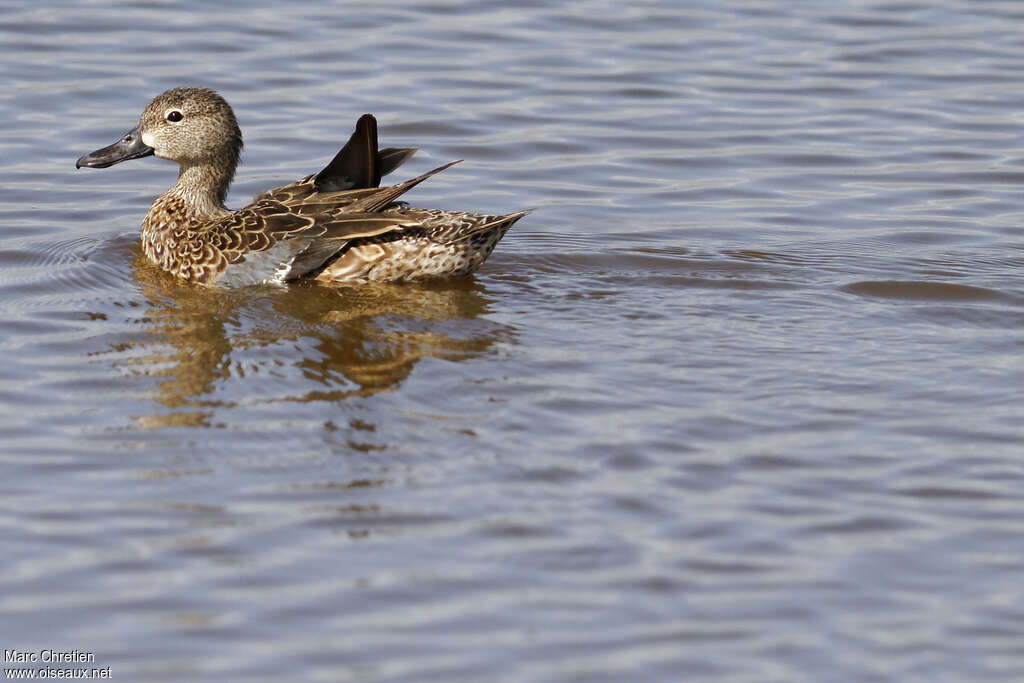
<box><xmin>75</xmin><ymin>127</ymin><xmax>154</xmax><ymax>169</ymax></box>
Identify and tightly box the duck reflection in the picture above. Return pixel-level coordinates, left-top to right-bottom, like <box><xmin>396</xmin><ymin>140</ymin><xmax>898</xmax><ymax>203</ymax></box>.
<box><xmin>122</xmin><ymin>247</ymin><xmax>513</xmax><ymax>427</ymax></box>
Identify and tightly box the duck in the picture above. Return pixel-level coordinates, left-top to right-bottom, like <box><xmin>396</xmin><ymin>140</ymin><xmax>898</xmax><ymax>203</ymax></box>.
<box><xmin>76</xmin><ymin>87</ymin><xmax>528</xmax><ymax>286</ymax></box>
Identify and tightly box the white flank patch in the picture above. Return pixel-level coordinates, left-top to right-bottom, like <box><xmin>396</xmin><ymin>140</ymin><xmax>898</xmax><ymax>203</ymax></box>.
<box><xmin>216</xmin><ymin>241</ymin><xmax>302</xmax><ymax>288</ymax></box>
<box><xmin>269</xmin><ymin>255</ymin><xmax>296</xmax><ymax>284</ymax></box>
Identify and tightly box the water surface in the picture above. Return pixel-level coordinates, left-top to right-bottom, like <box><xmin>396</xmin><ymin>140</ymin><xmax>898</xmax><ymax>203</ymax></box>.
<box><xmin>2</xmin><ymin>1</ymin><xmax>1024</xmax><ymax>681</ymax></box>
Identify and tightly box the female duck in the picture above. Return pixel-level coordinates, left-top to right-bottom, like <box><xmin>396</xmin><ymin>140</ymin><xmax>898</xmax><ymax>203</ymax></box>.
<box><xmin>76</xmin><ymin>87</ymin><xmax>528</xmax><ymax>286</ymax></box>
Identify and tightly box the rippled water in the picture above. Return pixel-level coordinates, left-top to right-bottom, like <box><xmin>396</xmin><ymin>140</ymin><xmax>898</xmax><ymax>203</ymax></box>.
<box><xmin>3</xmin><ymin>1</ymin><xmax>1024</xmax><ymax>680</ymax></box>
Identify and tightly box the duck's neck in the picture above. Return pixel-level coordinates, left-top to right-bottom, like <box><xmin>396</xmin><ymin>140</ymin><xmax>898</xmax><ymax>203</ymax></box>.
<box><xmin>142</xmin><ymin>161</ymin><xmax>235</xmax><ymax>237</ymax></box>
<box><xmin>175</xmin><ymin>162</ymin><xmax>235</xmax><ymax>214</ymax></box>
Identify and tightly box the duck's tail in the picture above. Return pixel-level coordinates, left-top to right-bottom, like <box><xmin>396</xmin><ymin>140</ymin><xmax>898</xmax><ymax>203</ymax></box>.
<box><xmin>445</xmin><ymin>209</ymin><xmax>533</xmax><ymax>243</ymax></box>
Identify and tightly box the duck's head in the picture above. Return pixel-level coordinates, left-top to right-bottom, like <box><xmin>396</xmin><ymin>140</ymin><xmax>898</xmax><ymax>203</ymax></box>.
<box><xmin>76</xmin><ymin>87</ymin><xmax>242</xmax><ymax>172</ymax></box>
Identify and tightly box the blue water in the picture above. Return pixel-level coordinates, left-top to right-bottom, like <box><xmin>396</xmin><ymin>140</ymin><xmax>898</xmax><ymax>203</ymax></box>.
<box><xmin>2</xmin><ymin>1</ymin><xmax>1024</xmax><ymax>681</ymax></box>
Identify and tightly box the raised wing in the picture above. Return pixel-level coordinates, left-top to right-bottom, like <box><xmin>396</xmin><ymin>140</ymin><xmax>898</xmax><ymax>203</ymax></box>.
<box><xmin>315</xmin><ymin>113</ymin><xmax>380</xmax><ymax>192</ymax></box>
<box><xmin>203</xmin><ymin>155</ymin><xmax>462</xmax><ymax>282</ymax></box>
<box><xmin>254</xmin><ymin>115</ymin><xmax>418</xmax><ymax>204</ymax></box>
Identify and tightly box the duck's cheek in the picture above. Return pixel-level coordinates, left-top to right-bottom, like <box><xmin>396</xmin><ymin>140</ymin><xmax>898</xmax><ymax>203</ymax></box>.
<box><xmin>143</xmin><ymin>138</ymin><xmax>172</xmax><ymax>161</ymax></box>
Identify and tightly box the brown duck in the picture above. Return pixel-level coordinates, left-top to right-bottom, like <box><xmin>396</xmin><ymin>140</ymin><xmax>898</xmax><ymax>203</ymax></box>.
<box><xmin>76</xmin><ymin>87</ymin><xmax>528</xmax><ymax>286</ymax></box>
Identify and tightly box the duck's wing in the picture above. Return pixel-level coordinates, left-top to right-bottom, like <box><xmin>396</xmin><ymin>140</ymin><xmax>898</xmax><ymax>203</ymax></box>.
<box><xmin>206</xmin><ymin>201</ymin><xmax>408</xmax><ymax>255</ymax></box>
<box><xmin>377</xmin><ymin>146</ymin><xmax>418</xmax><ymax>177</ymax></box>
<box><xmin>342</xmin><ymin>160</ymin><xmax>461</xmax><ymax>212</ymax></box>
<box><xmin>204</xmin><ymin>160</ymin><xmax>462</xmax><ymax>281</ymax></box>
<box><xmin>316</xmin><ymin>114</ymin><xmax>417</xmax><ymax>189</ymax></box>
<box><xmin>230</xmin><ymin>158</ymin><xmax>460</xmax><ymax>239</ymax></box>
<box><xmin>255</xmin><ymin>176</ymin><xmax>376</xmax><ymax>207</ymax></box>
<box><xmin>255</xmin><ymin>115</ymin><xmax>418</xmax><ymax>204</ymax></box>
<box><xmin>254</xmin><ymin>160</ymin><xmax>461</xmax><ymax>218</ymax></box>
<box><xmin>385</xmin><ymin>207</ymin><xmax>534</xmax><ymax>243</ymax></box>
<box><xmin>314</xmin><ymin>113</ymin><xmax>380</xmax><ymax>192</ymax></box>
<box><xmin>197</xmin><ymin>201</ymin><xmax>414</xmax><ymax>282</ymax></box>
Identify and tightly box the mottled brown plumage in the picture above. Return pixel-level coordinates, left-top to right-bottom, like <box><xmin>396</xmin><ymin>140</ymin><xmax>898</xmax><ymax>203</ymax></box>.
<box><xmin>76</xmin><ymin>87</ymin><xmax>528</xmax><ymax>287</ymax></box>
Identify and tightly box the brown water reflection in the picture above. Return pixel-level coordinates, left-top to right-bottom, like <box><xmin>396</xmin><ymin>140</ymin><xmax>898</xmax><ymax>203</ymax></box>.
<box><xmin>122</xmin><ymin>248</ymin><xmax>511</xmax><ymax>426</ymax></box>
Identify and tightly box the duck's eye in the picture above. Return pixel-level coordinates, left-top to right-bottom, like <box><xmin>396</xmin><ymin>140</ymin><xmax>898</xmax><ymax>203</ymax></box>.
<box><xmin>166</xmin><ymin>110</ymin><xmax>183</xmax><ymax>123</ymax></box>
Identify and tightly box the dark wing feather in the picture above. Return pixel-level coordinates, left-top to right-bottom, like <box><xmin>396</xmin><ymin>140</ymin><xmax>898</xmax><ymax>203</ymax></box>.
<box><xmin>254</xmin><ymin>119</ymin><xmax>421</xmax><ymax>205</ymax></box>
<box><xmin>287</xmin><ymin>240</ymin><xmax>344</xmax><ymax>280</ymax></box>
<box><xmin>377</xmin><ymin>147</ymin><xmax>418</xmax><ymax>176</ymax></box>
<box><xmin>314</xmin><ymin>114</ymin><xmax>379</xmax><ymax>193</ymax></box>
